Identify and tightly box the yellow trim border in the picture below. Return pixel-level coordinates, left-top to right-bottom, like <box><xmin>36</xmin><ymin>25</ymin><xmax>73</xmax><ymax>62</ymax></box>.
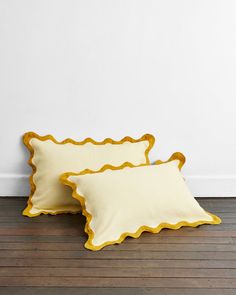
<box><xmin>22</xmin><ymin>131</ymin><xmax>155</xmax><ymax>217</ymax></box>
<box><xmin>60</xmin><ymin>157</ymin><xmax>222</xmax><ymax>251</ymax></box>
<box><xmin>155</xmin><ymin>152</ymin><xmax>186</xmax><ymax>170</ymax></box>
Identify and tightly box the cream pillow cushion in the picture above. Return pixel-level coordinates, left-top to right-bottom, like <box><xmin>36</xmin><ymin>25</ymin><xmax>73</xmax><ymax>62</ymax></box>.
<box><xmin>61</xmin><ymin>153</ymin><xmax>221</xmax><ymax>251</ymax></box>
<box><xmin>23</xmin><ymin>132</ymin><xmax>155</xmax><ymax>217</ymax></box>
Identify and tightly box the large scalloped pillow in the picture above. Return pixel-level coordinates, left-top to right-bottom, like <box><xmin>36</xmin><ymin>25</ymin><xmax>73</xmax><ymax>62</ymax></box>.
<box><xmin>23</xmin><ymin>132</ymin><xmax>155</xmax><ymax>217</ymax></box>
<box><xmin>61</xmin><ymin>153</ymin><xmax>221</xmax><ymax>251</ymax></box>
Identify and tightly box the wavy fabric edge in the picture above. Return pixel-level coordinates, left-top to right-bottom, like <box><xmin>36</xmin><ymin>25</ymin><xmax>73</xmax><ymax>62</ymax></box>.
<box><xmin>22</xmin><ymin>132</ymin><xmax>155</xmax><ymax>217</ymax></box>
<box><xmin>60</xmin><ymin>159</ymin><xmax>222</xmax><ymax>251</ymax></box>
<box><xmin>154</xmin><ymin>152</ymin><xmax>186</xmax><ymax>170</ymax></box>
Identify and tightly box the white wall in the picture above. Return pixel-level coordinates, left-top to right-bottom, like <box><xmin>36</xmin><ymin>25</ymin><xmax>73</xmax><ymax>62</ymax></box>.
<box><xmin>0</xmin><ymin>0</ymin><xmax>236</xmax><ymax>197</ymax></box>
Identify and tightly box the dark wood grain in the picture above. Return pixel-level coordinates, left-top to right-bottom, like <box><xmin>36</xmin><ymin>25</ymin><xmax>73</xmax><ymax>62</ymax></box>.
<box><xmin>0</xmin><ymin>287</ymin><xmax>235</xmax><ymax>295</ymax></box>
<box><xmin>1</xmin><ymin>258</ymin><xmax>236</xmax><ymax>268</ymax></box>
<box><xmin>1</xmin><ymin>242</ymin><xmax>236</xmax><ymax>251</ymax></box>
<box><xmin>0</xmin><ymin>197</ymin><xmax>235</xmax><ymax>294</ymax></box>
<box><xmin>1</xmin><ymin>249</ymin><xmax>236</xmax><ymax>259</ymax></box>
<box><xmin>1</xmin><ymin>276</ymin><xmax>236</xmax><ymax>287</ymax></box>
<box><xmin>1</xmin><ymin>267</ymin><xmax>236</xmax><ymax>278</ymax></box>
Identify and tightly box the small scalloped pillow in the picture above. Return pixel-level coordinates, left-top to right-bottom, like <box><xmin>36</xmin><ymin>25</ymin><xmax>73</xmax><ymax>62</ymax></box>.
<box><xmin>61</xmin><ymin>153</ymin><xmax>221</xmax><ymax>251</ymax></box>
<box><xmin>23</xmin><ymin>132</ymin><xmax>155</xmax><ymax>217</ymax></box>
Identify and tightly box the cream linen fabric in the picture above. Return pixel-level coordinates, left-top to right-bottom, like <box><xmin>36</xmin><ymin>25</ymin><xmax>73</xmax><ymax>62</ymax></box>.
<box><xmin>63</xmin><ymin>159</ymin><xmax>221</xmax><ymax>251</ymax></box>
<box><xmin>23</xmin><ymin>132</ymin><xmax>154</xmax><ymax>217</ymax></box>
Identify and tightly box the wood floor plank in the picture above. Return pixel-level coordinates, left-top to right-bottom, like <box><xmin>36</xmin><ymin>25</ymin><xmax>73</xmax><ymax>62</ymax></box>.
<box><xmin>205</xmin><ymin>208</ymin><xmax>236</xmax><ymax>213</ymax></box>
<box><xmin>0</xmin><ymin>215</ymin><xmax>82</xmax><ymax>223</ymax></box>
<box><xmin>0</xmin><ymin>277</ymin><xmax>236</xmax><ymax>288</ymax></box>
<box><xmin>0</xmin><ymin>228</ymin><xmax>86</xmax><ymax>236</ymax></box>
<box><xmin>1</xmin><ymin>242</ymin><xmax>236</xmax><ymax>251</ymax></box>
<box><xmin>0</xmin><ymin>208</ymin><xmax>24</xmax><ymax>217</ymax></box>
<box><xmin>0</xmin><ymin>208</ymin><xmax>81</xmax><ymax>217</ymax></box>
<box><xmin>211</xmin><ymin>218</ymin><xmax>236</xmax><ymax>224</ymax></box>
<box><xmin>0</xmin><ymin>222</ymin><xmax>84</xmax><ymax>229</ymax></box>
<box><xmin>211</xmin><ymin>213</ymin><xmax>236</xmax><ymax>218</ymax></box>
<box><xmin>0</xmin><ymin>249</ymin><xmax>236</xmax><ymax>259</ymax></box>
<box><xmin>0</xmin><ymin>287</ymin><xmax>235</xmax><ymax>295</ymax></box>
<box><xmin>0</xmin><ymin>267</ymin><xmax>236</xmax><ymax>278</ymax></box>
<box><xmin>200</xmin><ymin>203</ymin><xmax>236</xmax><ymax>208</ymax></box>
<box><xmin>0</xmin><ymin>198</ymin><xmax>27</xmax><ymax>205</ymax></box>
<box><xmin>1</xmin><ymin>258</ymin><xmax>236</xmax><ymax>268</ymax></box>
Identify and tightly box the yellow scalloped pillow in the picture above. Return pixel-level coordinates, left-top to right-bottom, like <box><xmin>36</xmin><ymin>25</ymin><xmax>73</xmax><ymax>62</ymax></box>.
<box><xmin>23</xmin><ymin>132</ymin><xmax>155</xmax><ymax>217</ymax></box>
<box><xmin>61</xmin><ymin>153</ymin><xmax>221</xmax><ymax>251</ymax></box>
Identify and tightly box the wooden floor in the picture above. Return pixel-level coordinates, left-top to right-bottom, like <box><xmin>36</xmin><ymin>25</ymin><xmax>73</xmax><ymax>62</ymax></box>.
<box><xmin>0</xmin><ymin>198</ymin><xmax>236</xmax><ymax>295</ymax></box>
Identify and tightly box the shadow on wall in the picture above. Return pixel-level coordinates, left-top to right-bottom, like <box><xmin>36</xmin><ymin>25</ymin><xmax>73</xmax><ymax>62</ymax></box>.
<box><xmin>13</xmin><ymin>137</ymin><xmax>30</xmax><ymax>196</ymax></box>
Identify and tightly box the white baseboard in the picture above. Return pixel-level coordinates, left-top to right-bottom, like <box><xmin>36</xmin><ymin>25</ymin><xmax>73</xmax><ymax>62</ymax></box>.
<box><xmin>0</xmin><ymin>174</ymin><xmax>30</xmax><ymax>197</ymax></box>
<box><xmin>0</xmin><ymin>174</ymin><xmax>236</xmax><ymax>197</ymax></box>
<box><xmin>185</xmin><ymin>175</ymin><xmax>236</xmax><ymax>197</ymax></box>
